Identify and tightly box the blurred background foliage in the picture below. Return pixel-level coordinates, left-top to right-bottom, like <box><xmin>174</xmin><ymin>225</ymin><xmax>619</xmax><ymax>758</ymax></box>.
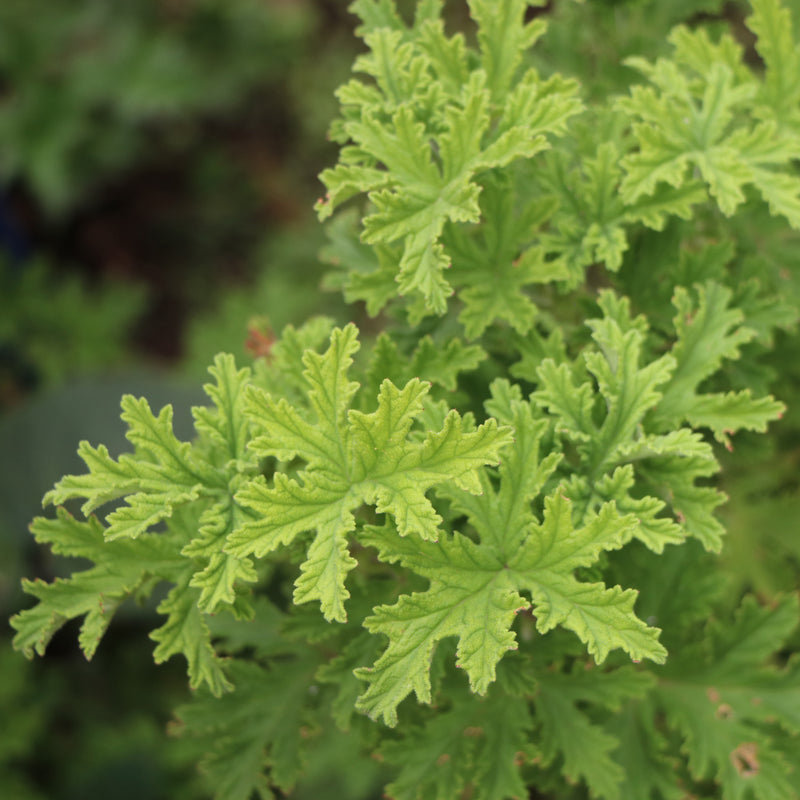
<box><xmin>2</xmin><ymin>1</ymin><xmax>799</xmax><ymax>798</ymax></box>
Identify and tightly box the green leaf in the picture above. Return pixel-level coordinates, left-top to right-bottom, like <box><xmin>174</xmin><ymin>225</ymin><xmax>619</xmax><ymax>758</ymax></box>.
<box><xmin>534</xmin><ymin>666</ymin><xmax>654</xmax><ymax>800</ymax></box>
<box><xmin>150</xmin><ymin>576</ymin><xmax>233</xmax><ymax>696</ymax></box>
<box><xmin>535</xmin><ymin>309</ymin><xmax>675</xmax><ymax>475</ymax></box>
<box><xmin>183</xmin><ymin>493</ymin><xmax>259</xmax><ymax>615</ymax></box>
<box><xmin>652</xmin><ymin>595</ymin><xmax>800</xmax><ymax>798</ymax></box>
<box><xmin>319</xmin><ymin>5</ymin><xmax>581</xmax><ymax>316</ymax></box>
<box><xmin>11</xmin><ymin>508</ymin><xmax>183</xmax><ymax>661</ymax></box>
<box><xmin>381</xmin><ymin>689</ymin><xmax>532</xmax><ymax>800</ymax></box>
<box><xmin>617</xmin><ymin>18</ymin><xmax>800</xmax><ymax>228</ymax></box>
<box><xmin>650</xmin><ymin>282</ymin><xmax>784</xmax><ymax>446</ymax></box>
<box><xmin>355</xmin><ymin>400</ymin><xmax>663</xmax><ymax>726</ymax></box>
<box><xmin>607</xmin><ymin>701</ymin><xmax>685</xmax><ymax>800</ymax></box>
<box><xmin>748</xmin><ymin>0</ymin><xmax>800</xmax><ymax>129</ymax></box>
<box><xmin>446</xmin><ymin>177</ymin><xmax>560</xmax><ymax>337</ymax></box>
<box><xmin>228</xmin><ymin>325</ymin><xmax>511</xmax><ymax>623</ymax></box>
<box><xmin>192</xmin><ymin>354</ymin><xmax>252</xmax><ymax>464</ymax></box>
<box><xmin>175</xmin><ymin>658</ymin><xmax>320</xmax><ymax>799</ymax></box>
<box><xmin>470</xmin><ymin>0</ymin><xmax>547</xmax><ymax>103</ymax></box>
<box><xmin>45</xmin><ymin>394</ymin><xmax>217</xmax><ymax>539</ymax></box>
<box><xmin>365</xmin><ymin>333</ymin><xmax>485</xmax><ymax>395</ymax></box>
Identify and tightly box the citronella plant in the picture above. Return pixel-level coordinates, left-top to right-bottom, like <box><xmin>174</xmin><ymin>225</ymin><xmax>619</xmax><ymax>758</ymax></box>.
<box><xmin>12</xmin><ymin>1</ymin><xmax>800</xmax><ymax>798</ymax></box>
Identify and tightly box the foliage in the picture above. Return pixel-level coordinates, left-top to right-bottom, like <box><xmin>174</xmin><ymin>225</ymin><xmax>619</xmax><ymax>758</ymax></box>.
<box><xmin>0</xmin><ymin>0</ymin><xmax>312</xmax><ymax>214</ymax></box>
<box><xmin>0</xmin><ymin>258</ymin><xmax>146</xmax><ymax>404</ymax></box>
<box><xmin>11</xmin><ymin>1</ymin><xmax>800</xmax><ymax>798</ymax></box>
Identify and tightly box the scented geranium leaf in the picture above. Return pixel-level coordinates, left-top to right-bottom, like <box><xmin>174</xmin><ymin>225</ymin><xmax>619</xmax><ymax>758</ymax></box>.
<box><xmin>349</xmin><ymin>0</ymin><xmax>405</xmax><ymax>37</ymax></box>
<box><xmin>356</xmin><ymin>522</ymin><xmax>526</xmax><ymax>724</ymax></box>
<box><xmin>618</xmin><ymin>15</ymin><xmax>800</xmax><ymax>228</ymax></box>
<box><xmin>228</xmin><ymin>325</ymin><xmax>510</xmax><ymax>624</ymax></box>
<box><xmin>174</xmin><ymin>658</ymin><xmax>320</xmax><ymax>800</ymax></box>
<box><xmin>583</xmin><ymin>317</ymin><xmax>676</xmax><ymax>472</ymax></box>
<box><xmin>471</xmin><ymin>695</ymin><xmax>534</xmax><ymax>800</ymax></box>
<box><xmin>178</xmin><ymin>356</ymin><xmax>264</xmax><ymax>614</ymax></box>
<box><xmin>364</xmin><ymin>331</ymin><xmax>485</xmax><ymax>398</ymax></box>
<box><xmin>618</xmin><ymin>59</ymin><xmax>755</xmax><ymax>214</ymax></box>
<box><xmin>382</xmin><ymin>700</ymin><xmax>477</xmax><ymax>800</ymax></box>
<box><xmin>356</xmin><ymin>400</ymin><xmax>663</xmax><ymax>726</ymax></box>
<box><xmin>533</xmin><ymin>666</ymin><xmax>654</xmax><ymax>800</ymax></box>
<box><xmin>192</xmin><ymin>354</ymin><xmax>252</xmax><ymax>464</ymax></box>
<box><xmin>651</xmin><ymin>281</ymin><xmax>784</xmax><ymax>445</ymax></box>
<box><xmin>535</xmin><ymin>310</ymin><xmax>675</xmax><ymax>473</ymax></box>
<box><xmin>539</xmin><ymin>142</ymin><xmax>656</xmax><ymax>280</ymax></box>
<box><xmin>657</xmin><ymin>282</ymin><xmax>751</xmax><ymax>412</ymax></box>
<box><xmin>685</xmin><ymin>389</ymin><xmax>786</xmax><ymax>444</ymax></box>
<box><xmin>316</xmin><ymin>630</ymin><xmax>385</xmax><ymax>730</ymax></box>
<box><xmin>530</xmin><ymin>296</ymin><xmax>727</xmax><ymax>551</ymax></box>
<box><xmin>319</xmin><ymin>4</ymin><xmax>581</xmax><ymax>317</ymax></box>
<box><xmin>44</xmin><ymin>394</ymin><xmax>219</xmax><ymax>539</ymax></box>
<box><xmin>562</xmin><ymin>466</ymin><xmax>687</xmax><ymax>553</ymax></box>
<box><xmin>639</xmin><ymin>453</ymin><xmax>725</xmax><ymax>551</ymax></box>
<box><xmin>183</xmin><ymin>493</ymin><xmax>259</xmax><ymax>615</ymax></box>
<box><xmin>513</xmin><ymin>497</ymin><xmax>664</xmax><ymax>663</ymax></box>
<box><xmin>381</xmin><ymin>689</ymin><xmax>532</xmax><ymax>800</ymax></box>
<box><xmin>11</xmin><ymin>508</ymin><xmax>183</xmax><ymax>661</ymax></box>
<box><xmin>14</xmin><ymin>351</ymin><xmax>275</xmax><ymax>693</ymax></box>
<box><xmin>320</xmin><ymin>209</ymin><xmax>400</xmax><ymax>316</ymax></box>
<box><xmin>534</xmin><ymin>360</ymin><xmax>595</xmax><ymax>442</ymax></box>
<box><xmin>446</xmin><ymin>177</ymin><xmax>560</xmax><ymax>337</ymax></box>
<box><xmin>748</xmin><ymin>0</ymin><xmax>800</xmax><ymax>129</ymax></box>
<box><xmin>417</xmin><ymin>15</ymin><xmax>469</xmax><ymax>94</ymax></box>
<box><xmin>470</xmin><ymin>0</ymin><xmax>547</xmax><ymax>103</ymax></box>
<box><xmin>726</xmin><ymin>121</ymin><xmax>800</xmax><ymax>227</ymax></box>
<box><xmin>608</xmin><ymin>701</ymin><xmax>685</xmax><ymax>800</ymax></box>
<box><xmin>151</xmin><ymin>576</ymin><xmax>233</xmax><ymax>696</ymax></box>
<box><xmin>253</xmin><ymin>316</ymin><xmax>336</xmax><ymax>402</ymax></box>
<box><xmin>624</xmin><ymin>180</ymin><xmax>707</xmax><ymax>231</ymax></box>
<box><xmin>652</xmin><ymin>595</ymin><xmax>800</xmax><ymax>798</ymax></box>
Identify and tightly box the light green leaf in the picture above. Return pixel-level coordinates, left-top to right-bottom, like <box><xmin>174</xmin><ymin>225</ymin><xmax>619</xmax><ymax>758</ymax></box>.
<box><xmin>45</xmin><ymin>394</ymin><xmax>217</xmax><ymax>538</ymax></box>
<box><xmin>470</xmin><ymin>0</ymin><xmax>547</xmax><ymax>103</ymax></box>
<box><xmin>228</xmin><ymin>325</ymin><xmax>511</xmax><ymax>624</ymax></box>
<box><xmin>356</xmin><ymin>402</ymin><xmax>662</xmax><ymax>726</ymax></box>
<box><xmin>748</xmin><ymin>0</ymin><xmax>800</xmax><ymax>128</ymax></box>
<box><xmin>11</xmin><ymin>509</ymin><xmax>183</xmax><ymax>661</ymax></box>
<box><xmin>151</xmin><ymin>578</ymin><xmax>233</xmax><ymax>696</ymax></box>
<box><xmin>319</xmin><ymin>4</ymin><xmax>581</xmax><ymax>316</ymax></box>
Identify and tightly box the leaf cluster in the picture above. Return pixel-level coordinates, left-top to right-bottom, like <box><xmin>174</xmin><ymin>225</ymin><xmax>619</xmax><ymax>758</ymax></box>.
<box><xmin>10</xmin><ymin>1</ymin><xmax>800</xmax><ymax>799</ymax></box>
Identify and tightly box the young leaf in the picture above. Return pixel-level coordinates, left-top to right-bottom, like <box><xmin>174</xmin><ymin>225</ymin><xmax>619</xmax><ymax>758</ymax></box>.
<box><xmin>318</xmin><ymin>1</ymin><xmax>581</xmax><ymax>316</ymax></box>
<box><xmin>227</xmin><ymin>324</ymin><xmax>512</xmax><ymax>624</ymax></box>
<box><xmin>355</xmin><ymin>400</ymin><xmax>664</xmax><ymax>726</ymax></box>
<box><xmin>651</xmin><ymin>281</ymin><xmax>785</xmax><ymax>446</ymax></box>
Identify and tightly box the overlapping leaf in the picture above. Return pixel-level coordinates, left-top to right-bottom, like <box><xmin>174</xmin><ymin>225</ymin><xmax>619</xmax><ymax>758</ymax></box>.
<box><xmin>380</xmin><ymin>688</ymin><xmax>533</xmax><ymax>800</ymax></box>
<box><xmin>10</xmin><ymin>508</ymin><xmax>232</xmax><ymax>696</ymax></box>
<box><xmin>444</xmin><ymin>176</ymin><xmax>563</xmax><ymax>337</ymax></box>
<box><xmin>647</xmin><ymin>595</ymin><xmax>800</xmax><ymax>799</ymax></box>
<box><xmin>533</xmin><ymin>666</ymin><xmax>655</xmax><ymax>800</ymax></box>
<box><xmin>318</xmin><ymin>0</ymin><xmax>582</xmax><ymax>316</ymax></box>
<box><xmin>618</xmin><ymin>5</ymin><xmax>800</xmax><ymax>227</ymax></box>
<box><xmin>12</xmin><ymin>354</ymin><xmax>270</xmax><ymax>694</ymax></box>
<box><xmin>228</xmin><ymin>324</ymin><xmax>511</xmax><ymax>624</ymax></box>
<box><xmin>650</xmin><ymin>281</ymin><xmax>785</xmax><ymax>447</ymax></box>
<box><xmin>537</xmin><ymin>139</ymin><xmax>706</xmax><ymax>284</ymax></box>
<box><xmin>748</xmin><ymin>0</ymin><xmax>800</xmax><ymax>131</ymax></box>
<box><xmin>532</xmin><ymin>293</ymin><xmax>716</xmax><ymax>550</ymax></box>
<box><xmin>355</xmin><ymin>396</ymin><xmax>665</xmax><ymax>726</ymax></box>
<box><xmin>174</xmin><ymin>658</ymin><xmax>320</xmax><ymax>800</ymax></box>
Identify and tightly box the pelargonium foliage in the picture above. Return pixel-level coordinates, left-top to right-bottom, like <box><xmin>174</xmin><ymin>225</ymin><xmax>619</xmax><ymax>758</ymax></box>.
<box><xmin>12</xmin><ymin>1</ymin><xmax>800</xmax><ymax>798</ymax></box>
